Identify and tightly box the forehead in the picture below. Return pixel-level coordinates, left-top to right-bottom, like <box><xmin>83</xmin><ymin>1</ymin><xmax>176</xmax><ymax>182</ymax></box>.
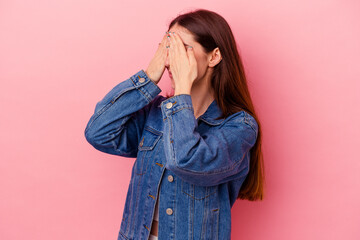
<box><xmin>168</xmin><ymin>24</ymin><xmax>195</xmax><ymax>44</ymax></box>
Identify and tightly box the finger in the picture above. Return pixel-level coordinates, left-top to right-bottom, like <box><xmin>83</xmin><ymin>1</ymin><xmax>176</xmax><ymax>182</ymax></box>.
<box><xmin>171</xmin><ymin>32</ymin><xmax>187</xmax><ymax>58</ymax></box>
<box><xmin>169</xmin><ymin>36</ymin><xmax>175</xmax><ymax>64</ymax></box>
<box><xmin>169</xmin><ymin>32</ymin><xmax>182</xmax><ymax>62</ymax></box>
<box><xmin>168</xmin><ymin>33</ymin><xmax>176</xmax><ymax>59</ymax></box>
<box><xmin>166</xmin><ymin>32</ymin><xmax>170</xmax><ymax>47</ymax></box>
<box><xmin>187</xmin><ymin>46</ymin><xmax>196</xmax><ymax>67</ymax></box>
<box><xmin>172</xmin><ymin>32</ymin><xmax>184</xmax><ymax>46</ymax></box>
<box><xmin>158</xmin><ymin>33</ymin><xmax>169</xmax><ymax>61</ymax></box>
<box><xmin>161</xmin><ymin>32</ymin><xmax>169</xmax><ymax>55</ymax></box>
<box><xmin>169</xmin><ymin>32</ymin><xmax>175</xmax><ymax>47</ymax></box>
<box><xmin>169</xmin><ymin>39</ymin><xmax>177</xmax><ymax>71</ymax></box>
<box><xmin>162</xmin><ymin>32</ymin><xmax>171</xmax><ymax>51</ymax></box>
<box><xmin>160</xmin><ymin>33</ymin><xmax>168</xmax><ymax>46</ymax></box>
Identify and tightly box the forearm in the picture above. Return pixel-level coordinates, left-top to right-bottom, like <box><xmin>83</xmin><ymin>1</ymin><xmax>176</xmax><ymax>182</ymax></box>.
<box><xmin>160</xmin><ymin>94</ymin><xmax>257</xmax><ymax>186</ymax></box>
<box><xmin>84</xmin><ymin>69</ymin><xmax>162</xmax><ymax>154</ymax></box>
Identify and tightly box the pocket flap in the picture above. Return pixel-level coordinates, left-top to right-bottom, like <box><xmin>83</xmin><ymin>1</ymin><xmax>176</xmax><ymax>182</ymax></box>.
<box><xmin>138</xmin><ymin>126</ymin><xmax>162</xmax><ymax>151</ymax></box>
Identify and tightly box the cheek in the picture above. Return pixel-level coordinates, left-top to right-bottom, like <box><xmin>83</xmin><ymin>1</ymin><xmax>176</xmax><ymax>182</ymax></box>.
<box><xmin>194</xmin><ymin>52</ymin><xmax>208</xmax><ymax>73</ymax></box>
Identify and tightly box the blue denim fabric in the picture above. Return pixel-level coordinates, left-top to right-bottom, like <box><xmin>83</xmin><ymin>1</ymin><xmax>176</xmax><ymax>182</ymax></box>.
<box><xmin>84</xmin><ymin>69</ymin><xmax>258</xmax><ymax>240</ymax></box>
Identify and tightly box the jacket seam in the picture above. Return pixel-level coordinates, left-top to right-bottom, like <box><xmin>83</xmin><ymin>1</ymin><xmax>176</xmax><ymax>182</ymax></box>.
<box><xmin>168</xmin><ymin>120</ymin><xmax>253</xmax><ymax>176</ymax></box>
<box><xmin>119</xmin><ymin>230</ymin><xmax>129</xmax><ymax>240</ymax></box>
<box><xmin>84</xmin><ymin>82</ymin><xmax>140</xmax><ymax>134</ymax></box>
<box><xmin>169</xmin><ymin>152</ymin><xmax>245</xmax><ymax>179</ymax></box>
<box><xmin>130</xmin><ymin>77</ymin><xmax>154</xmax><ymax>103</ymax></box>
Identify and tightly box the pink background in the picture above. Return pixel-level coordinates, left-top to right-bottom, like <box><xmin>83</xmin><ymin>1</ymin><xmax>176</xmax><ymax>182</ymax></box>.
<box><xmin>1</xmin><ymin>0</ymin><xmax>359</xmax><ymax>239</ymax></box>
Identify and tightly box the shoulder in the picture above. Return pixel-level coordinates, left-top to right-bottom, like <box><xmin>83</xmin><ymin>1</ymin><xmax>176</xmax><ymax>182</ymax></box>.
<box><xmin>221</xmin><ymin>110</ymin><xmax>258</xmax><ymax>138</ymax></box>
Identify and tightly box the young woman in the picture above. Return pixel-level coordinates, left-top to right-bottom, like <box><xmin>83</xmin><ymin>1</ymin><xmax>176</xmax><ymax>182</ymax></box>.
<box><xmin>85</xmin><ymin>9</ymin><xmax>264</xmax><ymax>240</ymax></box>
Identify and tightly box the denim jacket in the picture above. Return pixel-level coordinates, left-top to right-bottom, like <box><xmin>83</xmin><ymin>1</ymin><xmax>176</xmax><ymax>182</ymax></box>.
<box><xmin>84</xmin><ymin>69</ymin><xmax>258</xmax><ymax>240</ymax></box>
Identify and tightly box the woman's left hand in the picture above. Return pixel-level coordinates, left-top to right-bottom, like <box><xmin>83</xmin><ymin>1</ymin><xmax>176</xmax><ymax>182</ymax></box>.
<box><xmin>168</xmin><ymin>31</ymin><xmax>197</xmax><ymax>95</ymax></box>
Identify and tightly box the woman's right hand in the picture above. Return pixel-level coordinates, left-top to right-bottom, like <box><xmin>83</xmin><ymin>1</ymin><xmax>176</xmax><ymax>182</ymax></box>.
<box><xmin>145</xmin><ymin>32</ymin><xmax>169</xmax><ymax>84</ymax></box>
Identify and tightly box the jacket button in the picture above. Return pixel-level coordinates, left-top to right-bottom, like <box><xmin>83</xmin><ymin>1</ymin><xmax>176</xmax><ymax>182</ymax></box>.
<box><xmin>166</xmin><ymin>208</ymin><xmax>173</xmax><ymax>215</ymax></box>
<box><xmin>138</xmin><ymin>77</ymin><xmax>145</xmax><ymax>83</ymax></box>
<box><xmin>165</xmin><ymin>102</ymin><xmax>173</xmax><ymax>109</ymax></box>
<box><xmin>167</xmin><ymin>175</ymin><xmax>174</xmax><ymax>182</ymax></box>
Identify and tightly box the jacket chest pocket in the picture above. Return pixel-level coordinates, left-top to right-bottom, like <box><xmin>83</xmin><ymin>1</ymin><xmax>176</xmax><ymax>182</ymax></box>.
<box><xmin>133</xmin><ymin>126</ymin><xmax>162</xmax><ymax>175</ymax></box>
<box><xmin>181</xmin><ymin>179</ymin><xmax>217</xmax><ymax>200</ymax></box>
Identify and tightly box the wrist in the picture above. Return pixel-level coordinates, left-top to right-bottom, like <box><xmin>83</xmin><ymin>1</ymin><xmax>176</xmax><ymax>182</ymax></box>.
<box><xmin>145</xmin><ymin>69</ymin><xmax>159</xmax><ymax>84</ymax></box>
<box><xmin>174</xmin><ymin>86</ymin><xmax>191</xmax><ymax>96</ymax></box>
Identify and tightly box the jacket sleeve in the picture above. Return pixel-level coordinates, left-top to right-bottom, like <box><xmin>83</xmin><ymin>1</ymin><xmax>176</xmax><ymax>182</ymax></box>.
<box><xmin>84</xmin><ymin>69</ymin><xmax>162</xmax><ymax>157</ymax></box>
<box><xmin>160</xmin><ymin>94</ymin><xmax>258</xmax><ymax>186</ymax></box>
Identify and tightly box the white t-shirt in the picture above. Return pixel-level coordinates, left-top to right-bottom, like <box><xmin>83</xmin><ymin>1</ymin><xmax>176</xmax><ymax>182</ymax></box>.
<box><xmin>148</xmin><ymin>196</ymin><xmax>159</xmax><ymax>239</ymax></box>
<box><xmin>153</xmin><ymin>196</ymin><xmax>159</xmax><ymax>221</ymax></box>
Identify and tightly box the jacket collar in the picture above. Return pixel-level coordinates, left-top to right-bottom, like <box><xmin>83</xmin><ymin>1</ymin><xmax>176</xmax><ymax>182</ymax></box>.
<box><xmin>197</xmin><ymin>99</ymin><xmax>225</xmax><ymax>126</ymax></box>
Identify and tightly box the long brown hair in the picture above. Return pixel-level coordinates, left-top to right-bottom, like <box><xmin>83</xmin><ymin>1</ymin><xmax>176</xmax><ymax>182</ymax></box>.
<box><xmin>167</xmin><ymin>9</ymin><xmax>265</xmax><ymax>201</ymax></box>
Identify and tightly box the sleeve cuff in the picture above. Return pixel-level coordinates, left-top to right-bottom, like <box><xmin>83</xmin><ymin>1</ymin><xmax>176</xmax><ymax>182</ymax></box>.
<box><xmin>160</xmin><ymin>94</ymin><xmax>194</xmax><ymax>120</ymax></box>
<box><xmin>130</xmin><ymin>69</ymin><xmax>162</xmax><ymax>102</ymax></box>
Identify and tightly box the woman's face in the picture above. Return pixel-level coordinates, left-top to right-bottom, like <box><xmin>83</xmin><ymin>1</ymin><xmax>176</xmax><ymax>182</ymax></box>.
<box><xmin>165</xmin><ymin>24</ymin><xmax>210</xmax><ymax>89</ymax></box>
